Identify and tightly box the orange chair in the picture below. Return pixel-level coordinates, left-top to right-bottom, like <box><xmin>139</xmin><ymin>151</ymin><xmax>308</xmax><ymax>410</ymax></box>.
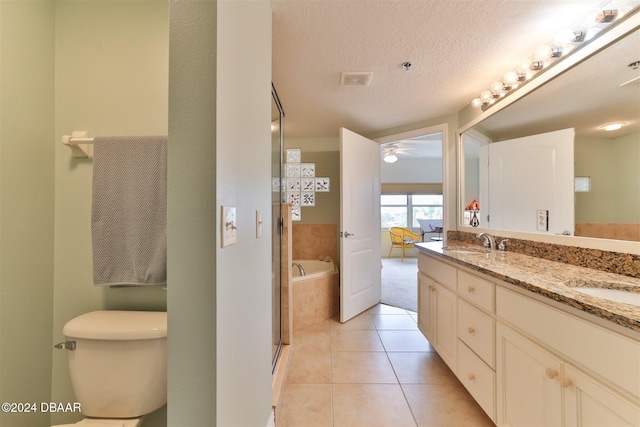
<box><xmin>388</xmin><ymin>227</ymin><xmax>421</xmax><ymax>261</ymax></box>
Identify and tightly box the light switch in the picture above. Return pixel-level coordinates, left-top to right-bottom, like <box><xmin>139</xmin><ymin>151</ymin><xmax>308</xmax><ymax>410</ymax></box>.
<box><xmin>256</xmin><ymin>210</ymin><xmax>263</xmax><ymax>239</ymax></box>
<box><xmin>221</xmin><ymin>206</ymin><xmax>237</xmax><ymax>247</ymax></box>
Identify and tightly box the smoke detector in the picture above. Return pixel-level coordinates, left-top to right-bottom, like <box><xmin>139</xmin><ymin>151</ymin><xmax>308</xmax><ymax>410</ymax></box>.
<box><xmin>340</xmin><ymin>72</ymin><xmax>373</xmax><ymax>87</ymax></box>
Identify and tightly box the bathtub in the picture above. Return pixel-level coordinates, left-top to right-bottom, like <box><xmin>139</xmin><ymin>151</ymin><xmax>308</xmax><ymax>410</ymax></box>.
<box><xmin>292</xmin><ymin>259</ymin><xmax>336</xmax><ymax>280</ymax></box>
<box><xmin>291</xmin><ymin>260</ymin><xmax>339</xmax><ymax>330</ymax></box>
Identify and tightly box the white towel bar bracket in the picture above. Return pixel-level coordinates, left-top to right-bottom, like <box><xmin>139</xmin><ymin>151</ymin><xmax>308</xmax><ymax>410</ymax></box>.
<box><xmin>62</xmin><ymin>130</ymin><xmax>94</xmax><ymax>158</ymax></box>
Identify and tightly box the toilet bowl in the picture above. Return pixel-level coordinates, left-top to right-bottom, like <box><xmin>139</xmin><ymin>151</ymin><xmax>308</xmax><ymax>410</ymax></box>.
<box><xmin>51</xmin><ymin>311</ymin><xmax>167</xmax><ymax>427</ymax></box>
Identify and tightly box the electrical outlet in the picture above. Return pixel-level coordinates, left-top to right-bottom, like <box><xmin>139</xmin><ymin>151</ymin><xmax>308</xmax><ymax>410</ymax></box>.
<box><xmin>221</xmin><ymin>206</ymin><xmax>237</xmax><ymax>247</ymax></box>
<box><xmin>536</xmin><ymin>209</ymin><xmax>549</xmax><ymax>231</ymax></box>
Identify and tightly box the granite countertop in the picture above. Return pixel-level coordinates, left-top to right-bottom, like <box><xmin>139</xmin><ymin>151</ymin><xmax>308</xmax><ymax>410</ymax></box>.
<box><xmin>416</xmin><ymin>241</ymin><xmax>640</xmax><ymax>334</ymax></box>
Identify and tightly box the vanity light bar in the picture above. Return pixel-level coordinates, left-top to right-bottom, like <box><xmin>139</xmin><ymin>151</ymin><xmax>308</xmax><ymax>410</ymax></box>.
<box><xmin>471</xmin><ymin>6</ymin><xmax>629</xmax><ymax>110</ymax></box>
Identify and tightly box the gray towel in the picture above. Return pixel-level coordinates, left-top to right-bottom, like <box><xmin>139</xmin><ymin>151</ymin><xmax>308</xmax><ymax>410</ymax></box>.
<box><xmin>92</xmin><ymin>136</ymin><xmax>167</xmax><ymax>286</ymax></box>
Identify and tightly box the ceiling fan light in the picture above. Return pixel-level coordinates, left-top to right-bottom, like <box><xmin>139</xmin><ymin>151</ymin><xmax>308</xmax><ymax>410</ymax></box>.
<box><xmin>383</xmin><ymin>153</ymin><xmax>398</xmax><ymax>163</ymax></box>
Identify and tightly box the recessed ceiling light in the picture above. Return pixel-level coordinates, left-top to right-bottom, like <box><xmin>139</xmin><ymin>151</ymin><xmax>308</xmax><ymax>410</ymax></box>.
<box><xmin>601</xmin><ymin>122</ymin><xmax>625</xmax><ymax>131</ymax></box>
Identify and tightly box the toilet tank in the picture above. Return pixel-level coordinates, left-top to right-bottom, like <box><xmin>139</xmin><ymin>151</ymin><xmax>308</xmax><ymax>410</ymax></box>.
<box><xmin>62</xmin><ymin>311</ymin><xmax>167</xmax><ymax>418</ymax></box>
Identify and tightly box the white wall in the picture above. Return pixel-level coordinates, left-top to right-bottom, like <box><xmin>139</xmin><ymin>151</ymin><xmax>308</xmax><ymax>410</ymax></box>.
<box><xmin>381</xmin><ymin>157</ymin><xmax>442</xmax><ymax>183</ymax></box>
<box><xmin>168</xmin><ymin>1</ymin><xmax>273</xmax><ymax>426</ymax></box>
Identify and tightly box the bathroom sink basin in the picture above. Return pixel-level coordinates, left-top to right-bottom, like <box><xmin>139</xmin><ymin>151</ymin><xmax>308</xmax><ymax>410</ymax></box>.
<box><xmin>566</xmin><ymin>280</ymin><xmax>640</xmax><ymax>307</ymax></box>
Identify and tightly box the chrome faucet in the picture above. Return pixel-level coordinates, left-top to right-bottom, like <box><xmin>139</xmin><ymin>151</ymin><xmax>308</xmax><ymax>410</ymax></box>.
<box><xmin>476</xmin><ymin>232</ymin><xmax>496</xmax><ymax>250</ymax></box>
<box><xmin>292</xmin><ymin>262</ymin><xmax>305</xmax><ymax>277</ymax></box>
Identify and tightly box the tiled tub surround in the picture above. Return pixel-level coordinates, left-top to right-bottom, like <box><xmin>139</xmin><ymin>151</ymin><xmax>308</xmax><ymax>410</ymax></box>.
<box><xmin>417</xmin><ymin>240</ymin><xmax>640</xmax><ymax>333</ymax></box>
<box><xmin>448</xmin><ymin>230</ymin><xmax>640</xmax><ymax>278</ymax></box>
<box><xmin>292</xmin><ymin>261</ymin><xmax>339</xmax><ymax>330</ymax></box>
<box><xmin>292</xmin><ymin>223</ymin><xmax>338</xmax><ymax>262</ymax></box>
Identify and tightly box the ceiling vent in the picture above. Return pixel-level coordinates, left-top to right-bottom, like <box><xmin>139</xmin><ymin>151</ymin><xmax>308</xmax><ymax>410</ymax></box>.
<box><xmin>340</xmin><ymin>72</ymin><xmax>373</xmax><ymax>87</ymax></box>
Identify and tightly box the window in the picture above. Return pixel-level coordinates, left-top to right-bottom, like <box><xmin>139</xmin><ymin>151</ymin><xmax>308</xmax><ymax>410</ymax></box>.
<box><xmin>381</xmin><ymin>194</ymin><xmax>443</xmax><ymax>230</ymax></box>
<box><xmin>381</xmin><ymin>195</ymin><xmax>408</xmax><ymax>228</ymax></box>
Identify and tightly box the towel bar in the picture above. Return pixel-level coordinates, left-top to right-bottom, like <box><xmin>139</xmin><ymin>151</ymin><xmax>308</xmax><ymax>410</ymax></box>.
<box><xmin>62</xmin><ymin>130</ymin><xmax>94</xmax><ymax>158</ymax></box>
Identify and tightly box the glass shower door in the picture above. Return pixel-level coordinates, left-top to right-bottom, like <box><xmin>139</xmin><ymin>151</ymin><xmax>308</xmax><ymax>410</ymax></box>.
<box><xmin>271</xmin><ymin>84</ymin><xmax>284</xmax><ymax>372</ymax></box>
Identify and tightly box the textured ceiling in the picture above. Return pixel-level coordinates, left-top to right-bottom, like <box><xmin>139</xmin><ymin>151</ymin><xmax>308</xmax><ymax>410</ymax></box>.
<box><xmin>271</xmin><ymin>0</ymin><xmax>617</xmax><ymax>139</ymax></box>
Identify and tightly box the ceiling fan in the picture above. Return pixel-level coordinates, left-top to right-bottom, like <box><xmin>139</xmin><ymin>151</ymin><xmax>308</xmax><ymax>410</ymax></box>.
<box><xmin>381</xmin><ymin>143</ymin><xmax>419</xmax><ymax>163</ymax></box>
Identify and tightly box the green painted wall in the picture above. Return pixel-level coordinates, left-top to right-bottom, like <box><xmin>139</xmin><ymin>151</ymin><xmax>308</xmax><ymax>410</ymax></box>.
<box><xmin>0</xmin><ymin>2</ymin><xmax>55</xmax><ymax>426</ymax></box>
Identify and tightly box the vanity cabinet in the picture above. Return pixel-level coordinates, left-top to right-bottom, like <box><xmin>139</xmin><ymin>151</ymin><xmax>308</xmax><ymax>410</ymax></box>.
<box><xmin>417</xmin><ymin>249</ymin><xmax>640</xmax><ymax>427</ymax></box>
<box><xmin>418</xmin><ymin>253</ymin><xmax>496</xmax><ymax>421</ymax></box>
<box><xmin>497</xmin><ymin>286</ymin><xmax>640</xmax><ymax>427</ymax></box>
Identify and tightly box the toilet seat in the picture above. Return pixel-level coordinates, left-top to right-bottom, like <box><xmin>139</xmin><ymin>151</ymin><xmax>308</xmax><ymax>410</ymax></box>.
<box><xmin>52</xmin><ymin>417</ymin><xmax>143</xmax><ymax>427</ymax></box>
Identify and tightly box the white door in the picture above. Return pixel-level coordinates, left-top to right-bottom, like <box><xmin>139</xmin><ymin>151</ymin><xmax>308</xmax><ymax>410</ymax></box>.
<box><xmin>486</xmin><ymin>128</ymin><xmax>574</xmax><ymax>235</ymax></box>
<box><xmin>340</xmin><ymin>128</ymin><xmax>381</xmax><ymax>323</ymax></box>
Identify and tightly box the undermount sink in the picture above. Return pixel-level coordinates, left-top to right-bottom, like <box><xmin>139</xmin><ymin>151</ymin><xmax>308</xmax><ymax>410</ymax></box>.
<box><xmin>566</xmin><ymin>280</ymin><xmax>640</xmax><ymax>307</ymax></box>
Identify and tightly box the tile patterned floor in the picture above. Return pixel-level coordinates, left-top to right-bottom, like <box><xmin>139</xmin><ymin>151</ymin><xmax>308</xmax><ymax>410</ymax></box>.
<box><xmin>276</xmin><ymin>304</ymin><xmax>495</xmax><ymax>427</ymax></box>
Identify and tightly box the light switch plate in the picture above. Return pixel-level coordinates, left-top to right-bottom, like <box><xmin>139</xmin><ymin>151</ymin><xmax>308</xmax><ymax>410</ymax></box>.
<box><xmin>221</xmin><ymin>206</ymin><xmax>237</xmax><ymax>247</ymax></box>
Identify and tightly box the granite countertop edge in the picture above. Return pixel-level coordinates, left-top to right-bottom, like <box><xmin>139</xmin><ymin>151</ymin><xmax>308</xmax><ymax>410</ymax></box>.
<box><xmin>416</xmin><ymin>241</ymin><xmax>640</xmax><ymax>334</ymax></box>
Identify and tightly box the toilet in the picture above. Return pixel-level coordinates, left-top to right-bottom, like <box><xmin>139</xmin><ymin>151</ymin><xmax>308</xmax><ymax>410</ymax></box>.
<box><xmin>52</xmin><ymin>310</ymin><xmax>167</xmax><ymax>427</ymax></box>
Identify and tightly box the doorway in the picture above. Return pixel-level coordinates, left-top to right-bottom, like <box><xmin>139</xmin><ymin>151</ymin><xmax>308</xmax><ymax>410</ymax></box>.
<box><xmin>376</xmin><ymin>126</ymin><xmax>445</xmax><ymax>312</ymax></box>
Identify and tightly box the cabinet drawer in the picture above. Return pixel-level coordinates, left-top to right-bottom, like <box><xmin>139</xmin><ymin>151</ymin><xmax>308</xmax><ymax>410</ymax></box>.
<box><xmin>418</xmin><ymin>253</ymin><xmax>456</xmax><ymax>290</ymax></box>
<box><xmin>458</xmin><ymin>270</ymin><xmax>494</xmax><ymax>312</ymax></box>
<box><xmin>458</xmin><ymin>340</ymin><xmax>496</xmax><ymax>422</ymax></box>
<box><xmin>458</xmin><ymin>299</ymin><xmax>495</xmax><ymax>368</ymax></box>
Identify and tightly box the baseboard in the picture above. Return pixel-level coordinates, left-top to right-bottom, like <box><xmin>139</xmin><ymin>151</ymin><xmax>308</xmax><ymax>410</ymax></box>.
<box><xmin>272</xmin><ymin>344</ymin><xmax>292</xmax><ymax>409</ymax></box>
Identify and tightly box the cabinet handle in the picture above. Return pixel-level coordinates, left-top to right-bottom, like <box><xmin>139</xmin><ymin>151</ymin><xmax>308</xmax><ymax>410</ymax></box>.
<box><xmin>467</xmin><ymin>326</ymin><xmax>476</xmax><ymax>334</ymax></box>
<box><xmin>545</xmin><ymin>368</ymin><xmax>559</xmax><ymax>379</ymax></box>
<box><xmin>559</xmin><ymin>375</ymin><xmax>573</xmax><ymax>388</ymax></box>
<box><xmin>468</xmin><ymin>286</ymin><xmax>475</xmax><ymax>293</ymax></box>
<box><xmin>467</xmin><ymin>373</ymin><xmax>476</xmax><ymax>381</ymax></box>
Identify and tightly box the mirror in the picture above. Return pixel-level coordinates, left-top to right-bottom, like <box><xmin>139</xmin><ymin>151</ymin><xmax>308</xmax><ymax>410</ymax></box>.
<box><xmin>460</xmin><ymin>15</ymin><xmax>639</xmax><ymax>244</ymax></box>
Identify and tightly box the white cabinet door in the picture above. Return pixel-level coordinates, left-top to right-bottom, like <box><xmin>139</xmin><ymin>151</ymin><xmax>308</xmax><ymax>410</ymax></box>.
<box><xmin>418</xmin><ymin>272</ymin><xmax>457</xmax><ymax>371</ymax></box>
<box><xmin>434</xmin><ymin>282</ymin><xmax>457</xmax><ymax>372</ymax></box>
<box><xmin>564</xmin><ymin>364</ymin><xmax>640</xmax><ymax>427</ymax></box>
<box><xmin>417</xmin><ymin>272</ymin><xmax>434</xmax><ymax>342</ymax></box>
<box><xmin>497</xmin><ymin>323</ymin><xmax>563</xmax><ymax>427</ymax></box>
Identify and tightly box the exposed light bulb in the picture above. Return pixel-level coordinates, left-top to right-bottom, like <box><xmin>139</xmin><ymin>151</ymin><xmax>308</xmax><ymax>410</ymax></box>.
<box><xmin>471</xmin><ymin>98</ymin><xmax>483</xmax><ymax>108</ymax></box>
<box><xmin>504</xmin><ymin>71</ymin><xmax>518</xmax><ymax>84</ymax></box>
<box><xmin>585</xmin><ymin>27</ymin><xmax>601</xmax><ymax>41</ymax></box>
<box><xmin>491</xmin><ymin>81</ymin><xmax>505</xmax><ymax>93</ymax></box>
<box><xmin>480</xmin><ymin>90</ymin><xmax>493</xmax><ymax>101</ymax></box>
<box><xmin>535</xmin><ymin>45</ymin><xmax>553</xmax><ymax>60</ymax></box>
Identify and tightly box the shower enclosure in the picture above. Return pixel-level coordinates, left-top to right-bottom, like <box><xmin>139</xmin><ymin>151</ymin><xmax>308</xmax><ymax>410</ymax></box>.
<box><xmin>271</xmin><ymin>83</ymin><xmax>284</xmax><ymax>372</ymax></box>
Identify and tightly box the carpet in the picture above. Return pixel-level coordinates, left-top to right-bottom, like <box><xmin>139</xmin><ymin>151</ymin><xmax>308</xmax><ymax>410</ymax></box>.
<box><xmin>380</xmin><ymin>257</ymin><xmax>418</xmax><ymax>312</ymax></box>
